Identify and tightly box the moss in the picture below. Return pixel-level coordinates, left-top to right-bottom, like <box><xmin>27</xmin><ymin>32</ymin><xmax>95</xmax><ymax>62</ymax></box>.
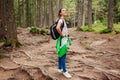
<box><xmin>3</xmin><ymin>40</ymin><xmax>22</xmax><ymax>48</ymax></box>
<box><xmin>13</xmin><ymin>40</ymin><xmax>22</xmax><ymax>48</ymax></box>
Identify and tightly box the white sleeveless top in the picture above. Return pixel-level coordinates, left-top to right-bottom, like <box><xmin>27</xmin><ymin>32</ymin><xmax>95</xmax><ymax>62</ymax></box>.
<box><xmin>58</xmin><ymin>19</ymin><xmax>68</xmax><ymax>47</ymax></box>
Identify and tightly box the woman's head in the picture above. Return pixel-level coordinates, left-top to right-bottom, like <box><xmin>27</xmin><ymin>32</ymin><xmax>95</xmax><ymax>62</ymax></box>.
<box><xmin>58</xmin><ymin>8</ymin><xmax>67</xmax><ymax>18</ymax></box>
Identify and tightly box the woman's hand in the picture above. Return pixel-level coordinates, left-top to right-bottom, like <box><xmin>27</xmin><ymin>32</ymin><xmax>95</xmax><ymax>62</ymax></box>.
<box><xmin>62</xmin><ymin>32</ymin><xmax>66</xmax><ymax>37</ymax></box>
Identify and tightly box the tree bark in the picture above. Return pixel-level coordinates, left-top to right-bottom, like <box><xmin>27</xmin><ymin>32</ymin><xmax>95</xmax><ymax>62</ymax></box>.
<box><xmin>40</xmin><ymin>0</ymin><xmax>44</xmax><ymax>27</ymax></box>
<box><xmin>88</xmin><ymin>0</ymin><xmax>92</xmax><ymax>27</ymax></box>
<box><xmin>77</xmin><ymin>0</ymin><xmax>82</xmax><ymax>30</ymax></box>
<box><xmin>108</xmin><ymin>0</ymin><xmax>114</xmax><ymax>29</ymax></box>
<box><xmin>43</xmin><ymin>0</ymin><xmax>47</xmax><ymax>27</ymax></box>
<box><xmin>25</xmin><ymin>0</ymin><xmax>31</xmax><ymax>27</ymax></box>
<box><xmin>0</xmin><ymin>0</ymin><xmax>6</xmax><ymax>40</ymax></box>
<box><xmin>48</xmin><ymin>0</ymin><xmax>54</xmax><ymax>27</ymax></box>
<box><xmin>6</xmin><ymin>0</ymin><xmax>18</xmax><ymax>48</ymax></box>
<box><xmin>56</xmin><ymin>0</ymin><xmax>63</xmax><ymax>18</ymax></box>
<box><xmin>35</xmin><ymin>0</ymin><xmax>41</xmax><ymax>27</ymax></box>
<box><xmin>18</xmin><ymin>0</ymin><xmax>25</xmax><ymax>27</ymax></box>
<box><xmin>82</xmin><ymin>0</ymin><xmax>87</xmax><ymax>26</ymax></box>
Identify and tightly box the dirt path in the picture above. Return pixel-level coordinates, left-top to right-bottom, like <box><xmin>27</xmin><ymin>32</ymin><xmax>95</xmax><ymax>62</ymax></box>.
<box><xmin>0</xmin><ymin>28</ymin><xmax>120</xmax><ymax>80</ymax></box>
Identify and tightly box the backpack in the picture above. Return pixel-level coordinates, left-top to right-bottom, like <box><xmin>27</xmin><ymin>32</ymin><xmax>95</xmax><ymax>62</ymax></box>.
<box><xmin>50</xmin><ymin>19</ymin><xmax>64</xmax><ymax>40</ymax></box>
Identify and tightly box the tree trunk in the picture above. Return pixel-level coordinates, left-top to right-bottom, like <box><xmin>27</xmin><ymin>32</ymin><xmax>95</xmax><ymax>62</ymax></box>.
<box><xmin>40</xmin><ymin>0</ymin><xmax>44</xmax><ymax>27</ymax></box>
<box><xmin>18</xmin><ymin>0</ymin><xmax>21</xmax><ymax>27</ymax></box>
<box><xmin>21</xmin><ymin>0</ymin><xmax>25</xmax><ymax>27</ymax></box>
<box><xmin>6</xmin><ymin>0</ymin><xmax>19</xmax><ymax>48</ymax></box>
<box><xmin>48</xmin><ymin>0</ymin><xmax>54</xmax><ymax>27</ymax></box>
<box><xmin>108</xmin><ymin>0</ymin><xmax>114</xmax><ymax>29</ymax></box>
<box><xmin>18</xmin><ymin>0</ymin><xmax>25</xmax><ymax>27</ymax></box>
<box><xmin>88</xmin><ymin>0</ymin><xmax>92</xmax><ymax>27</ymax></box>
<box><xmin>57</xmin><ymin>0</ymin><xmax>59</xmax><ymax>13</ymax></box>
<box><xmin>25</xmin><ymin>0</ymin><xmax>31</xmax><ymax>27</ymax></box>
<box><xmin>94</xmin><ymin>9</ymin><xmax>97</xmax><ymax>24</ymax></box>
<box><xmin>82</xmin><ymin>0</ymin><xmax>87</xmax><ymax>26</ymax></box>
<box><xmin>35</xmin><ymin>0</ymin><xmax>41</xmax><ymax>27</ymax></box>
<box><xmin>43</xmin><ymin>0</ymin><xmax>49</xmax><ymax>27</ymax></box>
<box><xmin>57</xmin><ymin>0</ymin><xmax>63</xmax><ymax>16</ymax></box>
<box><xmin>77</xmin><ymin>0</ymin><xmax>82</xmax><ymax>30</ymax></box>
<box><xmin>0</xmin><ymin>0</ymin><xmax>6</xmax><ymax>40</ymax></box>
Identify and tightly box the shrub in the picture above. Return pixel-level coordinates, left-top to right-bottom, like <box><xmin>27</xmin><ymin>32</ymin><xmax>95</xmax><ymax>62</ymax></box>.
<box><xmin>100</xmin><ymin>28</ymin><xmax>113</xmax><ymax>34</ymax></box>
<box><xmin>40</xmin><ymin>28</ymin><xmax>46</xmax><ymax>35</ymax></box>
<box><xmin>80</xmin><ymin>26</ymin><xmax>94</xmax><ymax>32</ymax></box>
<box><xmin>114</xmin><ymin>24</ymin><xmax>120</xmax><ymax>34</ymax></box>
<box><xmin>30</xmin><ymin>27</ymin><xmax>37</xmax><ymax>34</ymax></box>
<box><xmin>102</xmin><ymin>17</ymin><xmax>108</xmax><ymax>26</ymax></box>
<box><xmin>92</xmin><ymin>21</ymin><xmax>107</xmax><ymax>33</ymax></box>
<box><xmin>3</xmin><ymin>41</ymin><xmax>11</xmax><ymax>47</ymax></box>
<box><xmin>79</xmin><ymin>22</ymin><xmax>120</xmax><ymax>34</ymax></box>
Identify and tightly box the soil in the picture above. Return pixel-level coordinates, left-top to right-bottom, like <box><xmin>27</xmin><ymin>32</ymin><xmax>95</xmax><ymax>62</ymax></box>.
<box><xmin>0</xmin><ymin>27</ymin><xmax>120</xmax><ymax>80</ymax></box>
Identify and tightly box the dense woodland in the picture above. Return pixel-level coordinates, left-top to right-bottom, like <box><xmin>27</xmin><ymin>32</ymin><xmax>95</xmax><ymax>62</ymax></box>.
<box><xmin>0</xmin><ymin>0</ymin><xmax>120</xmax><ymax>48</ymax></box>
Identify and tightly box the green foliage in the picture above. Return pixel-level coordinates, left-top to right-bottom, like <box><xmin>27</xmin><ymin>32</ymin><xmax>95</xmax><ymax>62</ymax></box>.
<box><xmin>98</xmin><ymin>24</ymin><xmax>120</xmax><ymax>34</ymax></box>
<box><xmin>114</xmin><ymin>0</ymin><xmax>120</xmax><ymax>23</ymax></box>
<box><xmin>3</xmin><ymin>41</ymin><xmax>11</xmax><ymax>47</ymax></box>
<box><xmin>0</xmin><ymin>53</ymin><xmax>4</xmax><ymax>59</ymax></box>
<box><xmin>100</xmin><ymin>28</ymin><xmax>113</xmax><ymax>34</ymax></box>
<box><xmin>30</xmin><ymin>27</ymin><xmax>37</xmax><ymax>34</ymax></box>
<box><xmin>30</xmin><ymin>27</ymin><xmax>47</xmax><ymax>35</ymax></box>
<box><xmin>80</xmin><ymin>26</ymin><xmax>94</xmax><ymax>32</ymax></box>
<box><xmin>92</xmin><ymin>22</ymin><xmax>107</xmax><ymax>32</ymax></box>
<box><xmin>80</xmin><ymin>22</ymin><xmax>120</xmax><ymax>34</ymax></box>
<box><xmin>0</xmin><ymin>39</ymin><xmax>3</xmax><ymax>43</ymax></box>
<box><xmin>40</xmin><ymin>28</ymin><xmax>46</xmax><ymax>35</ymax></box>
<box><xmin>92</xmin><ymin>0</ymin><xmax>108</xmax><ymax>22</ymax></box>
<box><xmin>114</xmin><ymin>24</ymin><xmax>120</xmax><ymax>33</ymax></box>
<box><xmin>102</xmin><ymin>17</ymin><xmax>108</xmax><ymax>26</ymax></box>
<box><xmin>2</xmin><ymin>40</ymin><xmax>21</xmax><ymax>48</ymax></box>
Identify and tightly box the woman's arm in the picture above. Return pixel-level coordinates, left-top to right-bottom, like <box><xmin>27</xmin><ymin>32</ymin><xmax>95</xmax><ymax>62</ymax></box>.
<box><xmin>56</xmin><ymin>22</ymin><xmax>65</xmax><ymax>37</ymax></box>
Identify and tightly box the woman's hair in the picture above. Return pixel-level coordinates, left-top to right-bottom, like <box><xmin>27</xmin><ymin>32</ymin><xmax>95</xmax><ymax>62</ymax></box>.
<box><xmin>58</xmin><ymin>8</ymin><xmax>63</xmax><ymax>18</ymax></box>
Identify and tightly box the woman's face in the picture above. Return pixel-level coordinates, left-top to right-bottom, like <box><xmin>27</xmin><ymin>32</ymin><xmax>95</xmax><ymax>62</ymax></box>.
<box><xmin>60</xmin><ymin>8</ymin><xmax>67</xmax><ymax>16</ymax></box>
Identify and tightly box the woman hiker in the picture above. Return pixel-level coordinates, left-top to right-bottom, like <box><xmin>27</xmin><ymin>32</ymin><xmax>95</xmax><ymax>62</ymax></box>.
<box><xmin>56</xmin><ymin>8</ymin><xmax>72</xmax><ymax>78</ymax></box>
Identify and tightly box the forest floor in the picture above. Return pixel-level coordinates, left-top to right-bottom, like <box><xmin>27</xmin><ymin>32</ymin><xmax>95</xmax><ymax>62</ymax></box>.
<box><xmin>0</xmin><ymin>27</ymin><xmax>120</xmax><ymax>80</ymax></box>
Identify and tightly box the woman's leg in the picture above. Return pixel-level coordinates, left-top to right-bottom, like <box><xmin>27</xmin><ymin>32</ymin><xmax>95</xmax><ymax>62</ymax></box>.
<box><xmin>58</xmin><ymin>57</ymin><xmax>62</xmax><ymax>69</ymax></box>
<box><xmin>61</xmin><ymin>54</ymin><xmax>67</xmax><ymax>72</ymax></box>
